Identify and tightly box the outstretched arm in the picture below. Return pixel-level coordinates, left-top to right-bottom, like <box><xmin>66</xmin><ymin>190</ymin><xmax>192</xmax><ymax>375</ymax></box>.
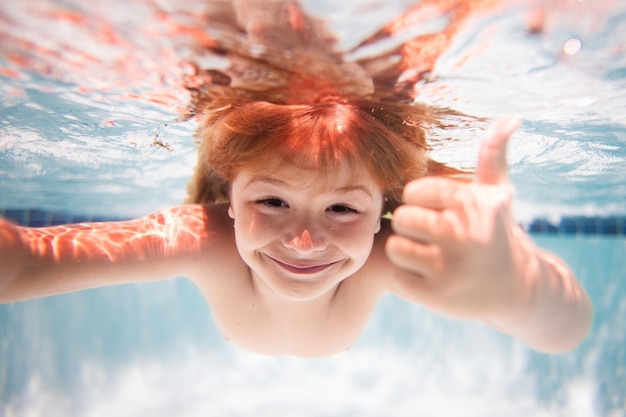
<box><xmin>0</xmin><ymin>205</ymin><xmax>219</xmax><ymax>303</ymax></box>
<box><xmin>385</xmin><ymin>118</ymin><xmax>592</xmax><ymax>353</ymax></box>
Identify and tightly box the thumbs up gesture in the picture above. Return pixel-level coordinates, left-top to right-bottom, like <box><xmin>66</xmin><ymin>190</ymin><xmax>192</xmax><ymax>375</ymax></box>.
<box><xmin>386</xmin><ymin>118</ymin><xmax>534</xmax><ymax>321</ymax></box>
<box><xmin>385</xmin><ymin>118</ymin><xmax>592</xmax><ymax>352</ymax></box>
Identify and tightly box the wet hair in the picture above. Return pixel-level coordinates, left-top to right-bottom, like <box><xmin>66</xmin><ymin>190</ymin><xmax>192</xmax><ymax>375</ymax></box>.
<box><xmin>182</xmin><ymin>0</ymin><xmax>476</xmax><ymax>213</ymax></box>
<box><xmin>185</xmin><ymin>98</ymin><xmax>463</xmax><ymax>213</ymax></box>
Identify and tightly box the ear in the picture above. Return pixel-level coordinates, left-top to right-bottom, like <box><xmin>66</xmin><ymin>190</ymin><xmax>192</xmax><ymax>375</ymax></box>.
<box><xmin>375</xmin><ymin>218</ymin><xmax>382</xmax><ymax>234</ymax></box>
<box><xmin>228</xmin><ymin>205</ymin><xmax>235</xmax><ymax>219</ymax></box>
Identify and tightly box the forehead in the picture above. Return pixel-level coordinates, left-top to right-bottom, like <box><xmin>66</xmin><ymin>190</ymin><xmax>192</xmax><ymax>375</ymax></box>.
<box><xmin>234</xmin><ymin>159</ymin><xmax>381</xmax><ymax>196</ymax></box>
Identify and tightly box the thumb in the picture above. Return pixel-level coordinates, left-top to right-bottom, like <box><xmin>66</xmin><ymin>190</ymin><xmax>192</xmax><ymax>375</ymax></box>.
<box><xmin>475</xmin><ymin>117</ymin><xmax>520</xmax><ymax>185</ymax></box>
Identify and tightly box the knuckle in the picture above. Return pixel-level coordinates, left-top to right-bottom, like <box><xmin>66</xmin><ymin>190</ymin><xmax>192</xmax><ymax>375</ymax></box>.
<box><xmin>402</xmin><ymin>177</ymin><xmax>436</xmax><ymax>202</ymax></box>
<box><xmin>448</xmin><ymin>184</ymin><xmax>472</xmax><ymax>208</ymax></box>
<box><xmin>386</xmin><ymin>236</ymin><xmax>413</xmax><ymax>267</ymax></box>
<box><xmin>438</xmin><ymin>212</ymin><xmax>460</xmax><ymax>238</ymax></box>
<box><xmin>391</xmin><ymin>205</ymin><xmax>419</xmax><ymax>231</ymax></box>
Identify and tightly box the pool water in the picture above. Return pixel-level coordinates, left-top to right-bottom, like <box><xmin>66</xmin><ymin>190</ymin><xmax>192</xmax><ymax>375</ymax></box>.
<box><xmin>1</xmin><ymin>0</ymin><xmax>625</xmax><ymax>415</ymax></box>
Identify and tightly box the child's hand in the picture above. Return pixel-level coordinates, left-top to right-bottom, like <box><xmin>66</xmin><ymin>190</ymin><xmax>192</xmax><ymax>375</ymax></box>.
<box><xmin>386</xmin><ymin>118</ymin><xmax>591</xmax><ymax>352</ymax></box>
<box><xmin>385</xmin><ymin>118</ymin><xmax>532</xmax><ymax>322</ymax></box>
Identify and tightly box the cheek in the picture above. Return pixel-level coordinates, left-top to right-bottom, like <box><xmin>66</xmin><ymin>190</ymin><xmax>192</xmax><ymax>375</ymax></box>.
<box><xmin>334</xmin><ymin>220</ymin><xmax>378</xmax><ymax>257</ymax></box>
<box><xmin>233</xmin><ymin>210</ymin><xmax>281</xmax><ymax>250</ymax></box>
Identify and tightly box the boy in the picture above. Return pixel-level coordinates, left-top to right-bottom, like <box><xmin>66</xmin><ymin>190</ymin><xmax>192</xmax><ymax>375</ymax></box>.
<box><xmin>0</xmin><ymin>104</ymin><xmax>592</xmax><ymax>358</ymax></box>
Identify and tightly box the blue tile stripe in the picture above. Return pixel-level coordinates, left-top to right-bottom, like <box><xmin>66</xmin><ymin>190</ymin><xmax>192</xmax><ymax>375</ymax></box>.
<box><xmin>2</xmin><ymin>208</ymin><xmax>626</xmax><ymax>236</ymax></box>
<box><xmin>1</xmin><ymin>208</ymin><xmax>127</xmax><ymax>227</ymax></box>
<box><xmin>525</xmin><ymin>216</ymin><xmax>626</xmax><ymax>236</ymax></box>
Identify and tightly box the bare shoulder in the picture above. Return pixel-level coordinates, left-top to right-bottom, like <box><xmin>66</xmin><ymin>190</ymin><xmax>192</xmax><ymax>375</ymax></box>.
<box><xmin>160</xmin><ymin>203</ymin><xmax>242</xmax><ymax>275</ymax></box>
<box><xmin>160</xmin><ymin>203</ymin><xmax>233</xmax><ymax>245</ymax></box>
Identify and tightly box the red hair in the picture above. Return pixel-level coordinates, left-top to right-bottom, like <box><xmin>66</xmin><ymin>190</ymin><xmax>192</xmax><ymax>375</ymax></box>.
<box><xmin>186</xmin><ymin>99</ymin><xmax>464</xmax><ymax>213</ymax></box>
<box><xmin>182</xmin><ymin>0</ymin><xmax>480</xmax><ymax>212</ymax></box>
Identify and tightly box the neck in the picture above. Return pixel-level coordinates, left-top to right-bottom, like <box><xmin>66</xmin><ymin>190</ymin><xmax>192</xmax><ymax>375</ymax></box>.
<box><xmin>250</xmin><ymin>269</ymin><xmax>339</xmax><ymax>318</ymax></box>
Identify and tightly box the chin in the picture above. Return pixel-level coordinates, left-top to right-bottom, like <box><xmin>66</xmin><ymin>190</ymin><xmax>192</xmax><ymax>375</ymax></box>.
<box><xmin>272</xmin><ymin>281</ymin><xmax>338</xmax><ymax>302</ymax></box>
<box><xmin>259</xmin><ymin>270</ymin><xmax>347</xmax><ymax>303</ymax></box>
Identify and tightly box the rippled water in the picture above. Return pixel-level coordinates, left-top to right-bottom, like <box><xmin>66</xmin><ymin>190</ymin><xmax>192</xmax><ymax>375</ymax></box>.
<box><xmin>1</xmin><ymin>1</ymin><xmax>625</xmax><ymax>416</ymax></box>
<box><xmin>1</xmin><ymin>0</ymin><xmax>624</xmax><ymax>219</ymax></box>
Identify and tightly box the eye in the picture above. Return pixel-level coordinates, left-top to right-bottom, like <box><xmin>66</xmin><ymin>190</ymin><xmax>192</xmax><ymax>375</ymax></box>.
<box><xmin>258</xmin><ymin>198</ymin><xmax>288</xmax><ymax>208</ymax></box>
<box><xmin>327</xmin><ymin>204</ymin><xmax>358</xmax><ymax>214</ymax></box>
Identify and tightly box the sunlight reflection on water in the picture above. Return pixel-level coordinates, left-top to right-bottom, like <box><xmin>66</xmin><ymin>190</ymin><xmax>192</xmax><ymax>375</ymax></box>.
<box><xmin>1</xmin><ymin>0</ymin><xmax>625</xmax><ymax>415</ymax></box>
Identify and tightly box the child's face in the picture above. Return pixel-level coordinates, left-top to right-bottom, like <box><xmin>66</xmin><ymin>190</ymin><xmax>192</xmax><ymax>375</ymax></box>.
<box><xmin>229</xmin><ymin>161</ymin><xmax>384</xmax><ymax>302</ymax></box>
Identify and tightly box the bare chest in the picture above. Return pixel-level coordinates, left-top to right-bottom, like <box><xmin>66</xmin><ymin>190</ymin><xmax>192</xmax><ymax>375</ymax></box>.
<box><xmin>216</xmin><ymin>299</ymin><xmax>375</xmax><ymax>357</ymax></box>
<box><xmin>200</xmin><ymin>275</ymin><xmax>381</xmax><ymax>358</ymax></box>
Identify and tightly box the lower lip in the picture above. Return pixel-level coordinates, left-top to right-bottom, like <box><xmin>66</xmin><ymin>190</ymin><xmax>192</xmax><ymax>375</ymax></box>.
<box><xmin>270</xmin><ymin>258</ymin><xmax>336</xmax><ymax>275</ymax></box>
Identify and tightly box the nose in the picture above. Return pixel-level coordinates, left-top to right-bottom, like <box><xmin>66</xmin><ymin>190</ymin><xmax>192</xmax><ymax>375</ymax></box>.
<box><xmin>284</xmin><ymin>228</ymin><xmax>327</xmax><ymax>254</ymax></box>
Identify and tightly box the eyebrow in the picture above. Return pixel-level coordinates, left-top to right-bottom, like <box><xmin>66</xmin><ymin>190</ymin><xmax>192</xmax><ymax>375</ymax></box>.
<box><xmin>244</xmin><ymin>176</ymin><xmax>374</xmax><ymax>198</ymax></box>
<box><xmin>334</xmin><ymin>185</ymin><xmax>374</xmax><ymax>198</ymax></box>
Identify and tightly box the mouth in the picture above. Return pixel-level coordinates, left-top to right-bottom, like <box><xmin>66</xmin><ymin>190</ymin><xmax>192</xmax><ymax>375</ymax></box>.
<box><xmin>267</xmin><ymin>256</ymin><xmax>339</xmax><ymax>275</ymax></box>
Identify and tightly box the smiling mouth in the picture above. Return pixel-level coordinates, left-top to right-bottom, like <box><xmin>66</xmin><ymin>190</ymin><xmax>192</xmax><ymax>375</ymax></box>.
<box><xmin>268</xmin><ymin>257</ymin><xmax>338</xmax><ymax>275</ymax></box>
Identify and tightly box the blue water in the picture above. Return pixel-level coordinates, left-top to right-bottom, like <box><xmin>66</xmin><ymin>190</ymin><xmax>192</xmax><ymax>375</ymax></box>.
<box><xmin>1</xmin><ymin>237</ymin><xmax>623</xmax><ymax>416</ymax></box>
<box><xmin>1</xmin><ymin>0</ymin><xmax>626</xmax><ymax>415</ymax></box>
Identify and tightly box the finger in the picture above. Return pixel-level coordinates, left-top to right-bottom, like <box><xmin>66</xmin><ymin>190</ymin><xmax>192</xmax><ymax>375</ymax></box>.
<box><xmin>475</xmin><ymin>117</ymin><xmax>520</xmax><ymax>185</ymax></box>
<box><xmin>391</xmin><ymin>204</ymin><xmax>442</xmax><ymax>242</ymax></box>
<box><xmin>385</xmin><ymin>234</ymin><xmax>440</xmax><ymax>278</ymax></box>
<box><xmin>402</xmin><ymin>177</ymin><xmax>469</xmax><ymax>210</ymax></box>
